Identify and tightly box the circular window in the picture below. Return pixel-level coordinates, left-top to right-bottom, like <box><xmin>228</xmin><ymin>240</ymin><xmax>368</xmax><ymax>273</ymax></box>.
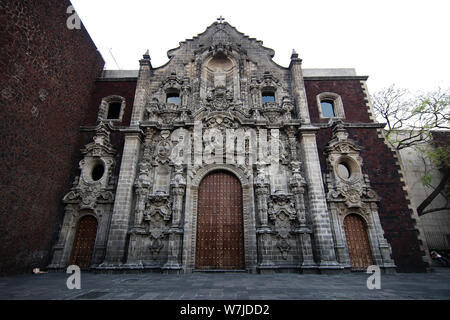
<box><xmin>337</xmin><ymin>163</ymin><xmax>351</xmax><ymax>180</ymax></box>
<box><xmin>91</xmin><ymin>163</ymin><xmax>105</xmax><ymax>181</ymax></box>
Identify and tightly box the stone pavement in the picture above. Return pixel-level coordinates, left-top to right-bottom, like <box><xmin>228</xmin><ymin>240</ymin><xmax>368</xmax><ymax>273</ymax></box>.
<box><xmin>0</xmin><ymin>268</ymin><xmax>449</xmax><ymax>300</ymax></box>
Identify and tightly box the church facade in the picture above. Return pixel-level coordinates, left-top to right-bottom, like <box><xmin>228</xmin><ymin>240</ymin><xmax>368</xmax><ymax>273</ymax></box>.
<box><xmin>48</xmin><ymin>21</ymin><xmax>428</xmax><ymax>273</ymax></box>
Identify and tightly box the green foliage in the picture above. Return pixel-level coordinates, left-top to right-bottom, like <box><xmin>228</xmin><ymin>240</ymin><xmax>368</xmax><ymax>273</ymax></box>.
<box><xmin>421</xmin><ymin>173</ymin><xmax>433</xmax><ymax>186</ymax></box>
<box><xmin>371</xmin><ymin>85</ymin><xmax>450</xmax><ymax>216</ymax></box>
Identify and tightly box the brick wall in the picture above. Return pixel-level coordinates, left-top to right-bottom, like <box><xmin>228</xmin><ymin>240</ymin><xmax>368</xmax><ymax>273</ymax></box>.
<box><xmin>0</xmin><ymin>0</ymin><xmax>104</xmax><ymax>275</ymax></box>
<box><xmin>85</xmin><ymin>80</ymin><xmax>137</xmax><ymax>126</ymax></box>
<box><xmin>306</xmin><ymin>79</ymin><xmax>427</xmax><ymax>272</ymax></box>
<box><xmin>304</xmin><ymin>79</ymin><xmax>371</xmax><ymax>123</ymax></box>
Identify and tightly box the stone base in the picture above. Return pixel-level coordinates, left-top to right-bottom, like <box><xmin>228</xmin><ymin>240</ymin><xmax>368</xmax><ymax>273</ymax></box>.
<box><xmin>257</xmin><ymin>265</ymin><xmax>305</xmax><ymax>274</ymax></box>
<box><xmin>381</xmin><ymin>266</ymin><xmax>397</xmax><ymax>274</ymax></box>
<box><xmin>300</xmin><ymin>265</ymin><xmax>318</xmax><ymax>274</ymax></box>
<box><xmin>162</xmin><ymin>268</ymin><xmax>183</xmax><ymax>274</ymax></box>
<box><xmin>258</xmin><ymin>268</ymin><xmax>276</xmax><ymax>274</ymax></box>
<box><xmin>93</xmin><ymin>262</ymin><xmax>163</xmax><ymax>273</ymax></box>
<box><xmin>318</xmin><ymin>265</ymin><xmax>345</xmax><ymax>274</ymax></box>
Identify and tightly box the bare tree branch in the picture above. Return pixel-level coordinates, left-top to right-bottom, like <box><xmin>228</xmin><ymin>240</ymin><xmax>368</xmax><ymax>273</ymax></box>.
<box><xmin>417</xmin><ymin>170</ymin><xmax>450</xmax><ymax>216</ymax></box>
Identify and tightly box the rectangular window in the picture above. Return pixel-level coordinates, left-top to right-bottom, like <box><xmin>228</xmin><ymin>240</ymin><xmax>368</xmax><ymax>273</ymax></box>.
<box><xmin>107</xmin><ymin>102</ymin><xmax>121</xmax><ymax>119</ymax></box>
<box><xmin>262</xmin><ymin>92</ymin><xmax>275</xmax><ymax>104</ymax></box>
<box><xmin>166</xmin><ymin>92</ymin><xmax>180</xmax><ymax>105</ymax></box>
<box><xmin>321</xmin><ymin>100</ymin><xmax>335</xmax><ymax>118</ymax></box>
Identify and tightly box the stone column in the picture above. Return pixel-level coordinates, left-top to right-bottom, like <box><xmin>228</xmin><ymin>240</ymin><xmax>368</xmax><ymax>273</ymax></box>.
<box><xmin>130</xmin><ymin>51</ymin><xmax>152</xmax><ymax>127</ymax></box>
<box><xmin>163</xmin><ymin>229</ymin><xmax>184</xmax><ymax>273</ymax></box>
<box><xmin>289</xmin><ymin>50</ymin><xmax>310</xmax><ymax>123</ymax></box>
<box><xmin>99</xmin><ymin>52</ymin><xmax>151</xmax><ymax>268</ymax></box>
<box><xmin>134</xmin><ymin>187</ymin><xmax>147</xmax><ymax>226</ymax></box>
<box><xmin>299</xmin><ymin>131</ymin><xmax>340</xmax><ymax>271</ymax></box>
<box><xmin>289</xmin><ymin>162</ymin><xmax>307</xmax><ymax>225</ymax></box>
<box><xmin>328</xmin><ymin>205</ymin><xmax>351</xmax><ymax>266</ymax></box>
<box><xmin>254</xmin><ymin>163</ymin><xmax>270</xmax><ymax>227</ymax></box>
<box><xmin>100</xmin><ymin>132</ymin><xmax>143</xmax><ymax>267</ymax></box>
<box><xmin>256</xmin><ymin>230</ymin><xmax>276</xmax><ymax>270</ymax></box>
<box><xmin>370</xmin><ymin>203</ymin><xmax>396</xmax><ymax>270</ymax></box>
<box><xmin>48</xmin><ymin>207</ymin><xmax>76</xmax><ymax>269</ymax></box>
<box><xmin>254</xmin><ymin>164</ymin><xmax>275</xmax><ymax>271</ymax></box>
<box><xmin>255</xmin><ymin>186</ymin><xmax>270</xmax><ymax>228</ymax></box>
<box><xmin>292</xmin><ymin>227</ymin><xmax>316</xmax><ymax>272</ymax></box>
<box><xmin>163</xmin><ymin>167</ymin><xmax>186</xmax><ymax>272</ymax></box>
<box><xmin>289</xmin><ymin>164</ymin><xmax>317</xmax><ymax>272</ymax></box>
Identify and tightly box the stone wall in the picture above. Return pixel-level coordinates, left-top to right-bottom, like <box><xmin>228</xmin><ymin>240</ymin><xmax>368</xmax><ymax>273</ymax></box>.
<box><xmin>396</xmin><ymin>131</ymin><xmax>450</xmax><ymax>252</ymax></box>
<box><xmin>0</xmin><ymin>0</ymin><xmax>104</xmax><ymax>275</ymax></box>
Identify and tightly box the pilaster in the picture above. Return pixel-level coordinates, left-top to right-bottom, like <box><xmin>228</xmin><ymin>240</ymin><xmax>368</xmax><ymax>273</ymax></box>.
<box><xmin>100</xmin><ymin>131</ymin><xmax>143</xmax><ymax>266</ymax></box>
<box><xmin>299</xmin><ymin>130</ymin><xmax>340</xmax><ymax>269</ymax></box>
<box><xmin>289</xmin><ymin>51</ymin><xmax>311</xmax><ymax>123</ymax></box>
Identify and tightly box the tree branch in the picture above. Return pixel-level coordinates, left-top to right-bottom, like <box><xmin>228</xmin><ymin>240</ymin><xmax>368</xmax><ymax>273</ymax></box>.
<box><xmin>417</xmin><ymin>170</ymin><xmax>450</xmax><ymax>216</ymax></box>
<box><xmin>420</xmin><ymin>207</ymin><xmax>450</xmax><ymax>215</ymax></box>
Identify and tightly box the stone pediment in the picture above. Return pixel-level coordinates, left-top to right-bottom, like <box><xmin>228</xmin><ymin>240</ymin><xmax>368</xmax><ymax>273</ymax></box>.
<box><xmin>160</xmin><ymin>22</ymin><xmax>277</xmax><ymax>68</ymax></box>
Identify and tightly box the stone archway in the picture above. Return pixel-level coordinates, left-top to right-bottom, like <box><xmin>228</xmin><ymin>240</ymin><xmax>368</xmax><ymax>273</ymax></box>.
<box><xmin>343</xmin><ymin>214</ymin><xmax>374</xmax><ymax>270</ymax></box>
<box><xmin>183</xmin><ymin>164</ymin><xmax>257</xmax><ymax>273</ymax></box>
<box><xmin>69</xmin><ymin>215</ymin><xmax>98</xmax><ymax>269</ymax></box>
<box><xmin>195</xmin><ymin>170</ymin><xmax>245</xmax><ymax>269</ymax></box>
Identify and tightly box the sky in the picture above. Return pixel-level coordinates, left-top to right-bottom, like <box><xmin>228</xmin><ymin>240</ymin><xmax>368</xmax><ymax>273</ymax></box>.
<box><xmin>70</xmin><ymin>0</ymin><xmax>450</xmax><ymax>94</ymax></box>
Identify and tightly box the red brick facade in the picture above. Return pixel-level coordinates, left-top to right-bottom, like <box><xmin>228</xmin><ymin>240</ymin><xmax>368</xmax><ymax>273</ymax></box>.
<box><xmin>86</xmin><ymin>80</ymin><xmax>137</xmax><ymax>127</ymax></box>
<box><xmin>0</xmin><ymin>0</ymin><xmax>104</xmax><ymax>275</ymax></box>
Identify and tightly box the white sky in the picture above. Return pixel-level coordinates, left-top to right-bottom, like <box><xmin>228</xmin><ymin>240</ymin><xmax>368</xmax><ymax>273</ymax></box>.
<box><xmin>71</xmin><ymin>0</ymin><xmax>449</xmax><ymax>94</ymax></box>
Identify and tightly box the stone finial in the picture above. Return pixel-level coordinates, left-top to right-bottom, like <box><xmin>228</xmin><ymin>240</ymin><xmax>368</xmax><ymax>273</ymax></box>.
<box><xmin>143</xmin><ymin>49</ymin><xmax>151</xmax><ymax>60</ymax></box>
<box><xmin>140</xmin><ymin>49</ymin><xmax>152</xmax><ymax>68</ymax></box>
<box><xmin>291</xmin><ymin>49</ymin><xmax>299</xmax><ymax>60</ymax></box>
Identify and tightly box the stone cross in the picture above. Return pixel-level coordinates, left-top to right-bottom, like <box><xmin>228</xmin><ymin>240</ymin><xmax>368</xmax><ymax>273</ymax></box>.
<box><xmin>217</xmin><ymin>16</ymin><xmax>225</xmax><ymax>23</ymax></box>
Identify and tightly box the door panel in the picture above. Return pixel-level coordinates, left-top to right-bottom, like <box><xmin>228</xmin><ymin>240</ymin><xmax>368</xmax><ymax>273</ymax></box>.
<box><xmin>69</xmin><ymin>215</ymin><xmax>98</xmax><ymax>269</ymax></box>
<box><xmin>344</xmin><ymin>214</ymin><xmax>374</xmax><ymax>270</ymax></box>
<box><xmin>196</xmin><ymin>171</ymin><xmax>245</xmax><ymax>269</ymax></box>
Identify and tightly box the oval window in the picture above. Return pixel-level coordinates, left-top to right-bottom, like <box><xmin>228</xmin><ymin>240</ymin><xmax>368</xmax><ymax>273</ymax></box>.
<box><xmin>337</xmin><ymin>163</ymin><xmax>351</xmax><ymax>179</ymax></box>
<box><xmin>91</xmin><ymin>163</ymin><xmax>105</xmax><ymax>181</ymax></box>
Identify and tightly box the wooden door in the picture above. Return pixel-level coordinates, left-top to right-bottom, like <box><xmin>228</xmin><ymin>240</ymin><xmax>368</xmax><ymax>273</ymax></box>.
<box><xmin>69</xmin><ymin>215</ymin><xmax>98</xmax><ymax>269</ymax></box>
<box><xmin>344</xmin><ymin>214</ymin><xmax>374</xmax><ymax>270</ymax></box>
<box><xmin>196</xmin><ymin>171</ymin><xmax>245</xmax><ymax>269</ymax></box>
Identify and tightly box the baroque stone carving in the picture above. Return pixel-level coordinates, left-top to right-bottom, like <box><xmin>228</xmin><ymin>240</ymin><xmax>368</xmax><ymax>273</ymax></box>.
<box><xmin>325</xmin><ymin>120</ymin><xmax>395</xmax><ymax>270</ymax></box>
<box><xmin>62</xmin><ymin>121</ymin><xmax>116</xmax><ymax>210</ymax></box>
<box><xmin>324</xmin><ymin>120</ymin><xmax>378</xmax><ymax>208</ymax></box>
<box><xmin>268</xmin><ymin>194</ymin><xmax>296</xmax><ymax>221</ymax></box>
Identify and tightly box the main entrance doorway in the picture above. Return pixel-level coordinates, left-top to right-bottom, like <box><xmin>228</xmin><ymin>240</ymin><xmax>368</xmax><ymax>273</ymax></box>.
<box><xmin>196</xmin><ymin>170</ymin><xmax>245</xmax><ymax>269</ymax></box>
<box><xmin>344</xmin><ymin>214</ymin><xmax>374</xmax><ymax>270</ymax></box>
<box><xmin>69</xmin><ymin>215</ymin><xmax>98</xmax><ymax>269</ymax></box>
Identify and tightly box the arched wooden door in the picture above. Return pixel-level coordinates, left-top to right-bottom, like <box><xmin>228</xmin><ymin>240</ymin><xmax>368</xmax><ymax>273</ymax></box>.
<box><xmin>196</xmin><ymin>171</ymin><xmax>245</xmax><ymax>269</ymax></box>
<box><xmin>344</xmin><ymin>214</ymin><xmax>374</xmax><ymax>270</ymax></box>
<box><xmin>69</xmin><ymin>215</ymin><xmax>98</xmax><ymax>269</ymax></box>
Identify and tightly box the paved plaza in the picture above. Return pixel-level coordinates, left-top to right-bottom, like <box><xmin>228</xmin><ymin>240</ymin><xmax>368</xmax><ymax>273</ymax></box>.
<box><xmin>0</xmin><ymin>268</ymin><xmax>449</xmax><ymax>300</ymax></box>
